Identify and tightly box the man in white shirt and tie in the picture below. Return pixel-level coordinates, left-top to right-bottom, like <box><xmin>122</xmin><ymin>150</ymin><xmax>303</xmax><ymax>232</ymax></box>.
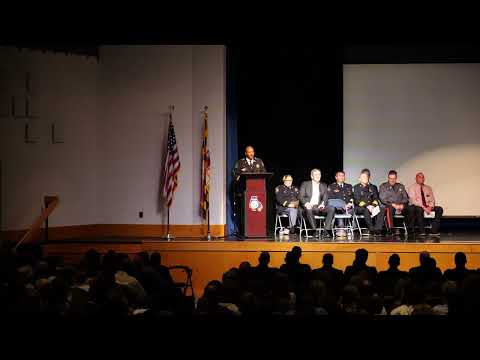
<box><xmin>299</xmin><ymin>169</ymin><xmax>335</xmax><ymax>238</ymax></box>
<box><xmin>407</xmin><ymin>172</ymin><xmax>443</xmax><ymax>236</ymax></box>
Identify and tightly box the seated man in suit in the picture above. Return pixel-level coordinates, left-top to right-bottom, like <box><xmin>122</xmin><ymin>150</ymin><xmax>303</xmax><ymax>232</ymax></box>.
<box><xmin>379</xmin><ymin>170</ymin><xmax>415</xmax><ymax>235</ymax></box>
<box><xmin>407</xmin><ymin>172</ymin><xmax>443</xmax><ymax>237</ymax></box>
<box><xmin>327</xmin><ymin>170</ymin><xmax>354</xmax><ymax>238</ymax></box>
<box><xmin>275</xmin><ymin>174</ymin><xmax>300</xmax><ymax>235</ymax></box>
<box><xmin>299</xmin><ymin>168</ymin><xmax>335</xmax><ymax>238</ymax></box>
<box><xmin>232</xmin><ymin>145</ymin><xmax>266</xmax><ymax>181</ymax></box>
<box><xmin>353</xmin><ymin>170</ymin><xmax>385</xmax><ymax>236</ymax></box>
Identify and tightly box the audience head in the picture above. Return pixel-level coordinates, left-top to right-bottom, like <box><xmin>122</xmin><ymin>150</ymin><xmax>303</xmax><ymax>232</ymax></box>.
<box><xmin>388</xmin><ymin>254</ymin><xmax>400</xmax><ymax>269</ymax></box>
<box><xmin>138</xmin><ymin>251</ymin><xmax>150</xmax><ymax>266</ymax></box>
<box><xmin>322</xmin><ymin>253</ymin><xmax>334</xmax><ymax>267</ymax></box>
<box><xmin>258</xmin><ymin>251</ymin><xmax>270</xmax><ymax>267</ymax></box>
<box><xmin>419</xmin><ymin>251</ymin><xmax>430</xmax><ymax>266</ymax></box>
<box><xmin>310</xmin><ymin>169</ymin><xmax>321</xmax><ymax>183</ymax></box>
<box><xmin>354</xmin><ymin>248</ymin><xmax>369</xmax><ymax>266</ymax></box>
<box><xmin>341</xmin><ymin>285</ymin><xmax>360</xmax><ymax>307</ymax></box>
<box><xmin>239</xmin><ymin>261</ymin><xmax>251</xmax><ymax>271</ymax></box>
<box><xmin>455</xmin><ymin>252</ymin><xmax>467</xmax><ymax>268</ymax></box>
<box><xmin>150</xmin><ymin>252</ymin><xmax>161</xmax><ymax>268</ymax></box>
<box><xmin>285</xmin><ymin>251</ymin><xmax>295</xmax><ymax>265</ymax></box>
<box><xmin>291</xmin><ymin>246</ymin><xmax>302</xmax><ymax>260</ymax></box>
<box><xmin>412</xmin><ymin>304</ymin><xmax>433</xmax><ymax>315</ymax></box>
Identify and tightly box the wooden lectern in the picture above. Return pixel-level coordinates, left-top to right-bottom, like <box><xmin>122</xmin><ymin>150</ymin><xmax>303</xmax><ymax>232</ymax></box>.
<box><xmin>238</xmin><ymin>172</ymin><xmax>273</xmax><ymax>238</ymax></box>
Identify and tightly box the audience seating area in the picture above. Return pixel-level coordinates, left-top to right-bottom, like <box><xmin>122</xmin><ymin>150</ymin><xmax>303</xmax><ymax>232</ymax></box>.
<box><xmin>1</xmin><ymin>242</ymin><xmax>480</xmax><ymax>318</ymax></box>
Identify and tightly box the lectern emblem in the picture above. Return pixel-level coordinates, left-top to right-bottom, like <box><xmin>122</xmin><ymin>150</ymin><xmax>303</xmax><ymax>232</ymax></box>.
<box><xmin>249</xmin><ymin>196</ymin><xmax>263</xmax><ymax>212</ymax></box>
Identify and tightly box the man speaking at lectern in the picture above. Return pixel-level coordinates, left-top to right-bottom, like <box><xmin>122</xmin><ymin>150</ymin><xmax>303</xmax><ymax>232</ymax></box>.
<box><xmin>232</xmin><ymin>146</ymin><xmax>267</xmax><ymax>236</ymax></box>
<box><xmin>233</xmin><ymin>146</ymin><xmax>266</xmax><ymax>181</ymax></box>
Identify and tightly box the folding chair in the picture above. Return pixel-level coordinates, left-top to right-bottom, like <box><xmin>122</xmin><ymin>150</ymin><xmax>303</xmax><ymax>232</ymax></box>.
<box><xmin>392</xmin><ymin>214</ymin><xmax>408</xmax><ymax>234</ymax></box>
<box><xmin>332</xmin><ymin>213</ymin><xmax>354</xmax><ymax>240</ymax></box>
<box><xmin>299</xmin><ymin>213</ymin><xmax>327</xmax><ymax>241</ymax></box>
<box><xmin>275</xmin><ymin>213</ymin><xmax>290</xmax><ymax>235</ymax></box>
<box><xmin>168</xmin><ymin>265</ymin><xmax>194</xmax><ymax>298</ymax></box>
<box><xmin>352</xmin><ymin>204</ymin><xmax>369</xmax><ymax>237</ymax></box>
<box><xmin>420</xmin><ymin>211</ymin><xmax>435</xmax><ymax>231</ymax></box>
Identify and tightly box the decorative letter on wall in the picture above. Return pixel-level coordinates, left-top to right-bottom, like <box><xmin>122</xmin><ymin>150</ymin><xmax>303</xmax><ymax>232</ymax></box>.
<box><xmin>24</xmin><ymin>119</ymin><xmax>39</xmax><ymax>143</ymax></box>
<box><xmin>51</xmin><ymin>123</ymin><xmax>64</xmax><ymax>144</ymax></box>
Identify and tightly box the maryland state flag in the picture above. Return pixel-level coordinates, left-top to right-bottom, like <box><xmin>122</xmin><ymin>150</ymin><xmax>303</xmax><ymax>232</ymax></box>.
<box><xmin>200</xmin><ymin>108</ymin><xmax>211</xmax><ymax>220</ymax></box>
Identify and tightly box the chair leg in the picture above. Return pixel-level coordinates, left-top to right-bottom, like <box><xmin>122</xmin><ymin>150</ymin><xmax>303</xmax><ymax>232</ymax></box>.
<box><xmin>348</xmin><ymin>218</ymin><xmax>354</xmax><ymax>238</ymax></box>
<box><xmin>354</xmin><ymin>214</ymin><xmax>362</xmax><ymax>237</ymax></box>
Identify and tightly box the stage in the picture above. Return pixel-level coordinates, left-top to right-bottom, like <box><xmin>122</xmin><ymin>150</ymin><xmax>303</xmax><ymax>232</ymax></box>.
<box><xmin>41</xmin><ymin>228</ymin><xmax>480</xmax><ymax>297</ymax></box>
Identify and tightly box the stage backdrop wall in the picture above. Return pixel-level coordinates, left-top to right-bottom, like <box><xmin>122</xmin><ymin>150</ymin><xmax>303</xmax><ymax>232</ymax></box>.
<box><xmin>1</xmin><ymin>45</ymin><xmax>226</xmax><ymax>233</ymax></box>
<box><xmin>344</xmin><ymin>64</ymin><xmax>480</xmax><ymax>216</ymax></box>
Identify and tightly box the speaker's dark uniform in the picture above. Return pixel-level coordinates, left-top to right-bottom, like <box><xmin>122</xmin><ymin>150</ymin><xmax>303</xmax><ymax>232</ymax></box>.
<box><xmin>233</xmin><ymin>157</ymin><xmax>266</xmax><ymax>181</ymax></box>
<box><xmin>232</xmin><ymin>157</ymin><xmax>266</xmax><ymax>234</ymax></box>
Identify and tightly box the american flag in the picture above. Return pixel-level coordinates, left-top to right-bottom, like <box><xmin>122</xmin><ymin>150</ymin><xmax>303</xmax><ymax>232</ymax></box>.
<box><xmin>162</xmin><ymin>113</ymin><xmax>180</xmax><ymax>207</ymax></box>
<box><xmin>200</xmin><ymin>109</ymin><xmax>210</xmax><ymax>219</ymax></box>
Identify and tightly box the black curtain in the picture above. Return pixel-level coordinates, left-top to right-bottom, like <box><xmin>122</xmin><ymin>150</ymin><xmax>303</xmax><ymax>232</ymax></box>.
<box><xmin>232</xmin><ymin>45</ymin><xmax>343</xmax><ymax>235</ymax></box>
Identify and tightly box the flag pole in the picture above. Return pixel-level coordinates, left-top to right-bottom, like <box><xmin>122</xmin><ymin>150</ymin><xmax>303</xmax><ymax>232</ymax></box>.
<box><xmin>202</xmin><ymin>105</ymin><xmax>213</xmax><ymax>241</ymax></box>
<box><xmin>206</xmin><ymin>205</ymin><xmax>211</xmax><ymax>241</ymax></box>
<box><xmin>163</xmin><ymin>105</ymin><xmax>175</xmax><ymax>241</ymax></box>
<box><xmin>166</xmin><ymin>205</ymin><xmax>174</xmax><ymax>241</ymax></box>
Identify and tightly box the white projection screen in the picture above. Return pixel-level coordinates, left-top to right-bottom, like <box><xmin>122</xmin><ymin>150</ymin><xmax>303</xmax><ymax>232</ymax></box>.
<box><xmin>343</xmin><ymin>64</ymin><xmax>480</xmax><ymax>217</ymax></box>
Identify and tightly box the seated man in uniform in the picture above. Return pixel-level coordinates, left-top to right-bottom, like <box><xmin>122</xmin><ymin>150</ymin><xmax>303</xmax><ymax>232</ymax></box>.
<box><xmin>299</xmin><ymin>169</ymin><xmax>335</xmax><ymax>238</ymax></box>
<box><xmin>353</xmin><ymin>171</ymin><xmax>385</xmax><ymax>236</ymax></box>
<box><xmin>232</xmin><ymin>145</ymin><xmax>266</xmax><ymax>181</ymax></box>
<box><xmin>327</xmin><ymin>170</ymin><xmax>354</xmax><ymax>238</ymax></box>
<box><xmin>275</xmin><ymin>175</ymin><xmax>300</xmax><ymax>235</ymax></box>
<box><xmin>379</xmin><ymin>170</ymin><xmax>414</xmax><ymax>235</ymax></box>
<box><xmin>407</xmin><ymin>172</ymin><xmax>443</xmax><ymax>237</ymax></box>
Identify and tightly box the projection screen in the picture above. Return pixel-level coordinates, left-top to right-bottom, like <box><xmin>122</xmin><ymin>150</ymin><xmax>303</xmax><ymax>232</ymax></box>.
<box><xmin>343</xmin><ymin>63</ymin><xmax>480</xmax><ymax>217</ymax></box>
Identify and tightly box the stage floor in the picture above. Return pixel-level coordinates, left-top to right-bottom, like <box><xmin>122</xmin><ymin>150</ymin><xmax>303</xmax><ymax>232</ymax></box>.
<box><xmin>45</xmin><ymin>229</ymin><xmax>480</xmax><ymax>244</ymax></box>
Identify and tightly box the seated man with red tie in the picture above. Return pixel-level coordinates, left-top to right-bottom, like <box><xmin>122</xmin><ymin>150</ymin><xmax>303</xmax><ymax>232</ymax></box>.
<box><xmin>407</xmin><ymin>172</ymin><xmax>443</xmax><ymax>237</ymax></box>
